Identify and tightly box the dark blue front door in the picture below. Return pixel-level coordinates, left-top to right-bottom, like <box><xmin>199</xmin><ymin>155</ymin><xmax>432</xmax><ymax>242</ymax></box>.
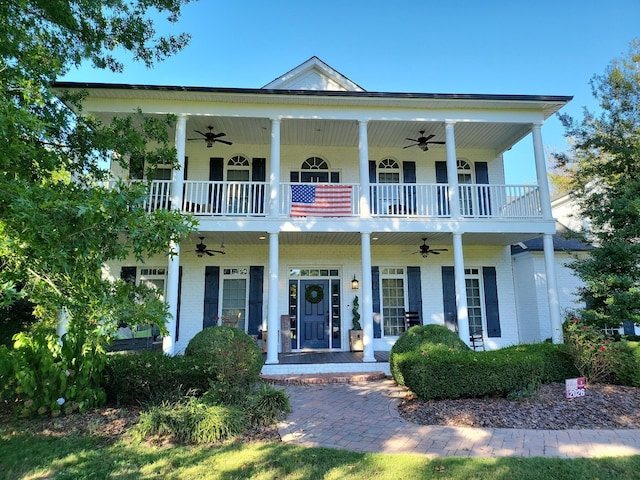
<box><xmin>300</xmin><ymin>280</ymin><xmax>329</xmax><ymax>349</ymax></box>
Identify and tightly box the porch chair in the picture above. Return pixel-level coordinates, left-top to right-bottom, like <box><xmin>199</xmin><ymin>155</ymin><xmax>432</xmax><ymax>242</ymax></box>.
<box><xmin>469</xmin><ymin>330</ymin><xmax>485</xmax><ymax>351</ymax></box>
<box><xmin>404</xmin><ymin>311</ymin><xmax>421</xmax><ymax>331</ymax></box>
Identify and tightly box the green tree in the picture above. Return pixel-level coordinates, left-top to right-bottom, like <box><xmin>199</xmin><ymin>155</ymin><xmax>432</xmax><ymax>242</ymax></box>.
<box><xmin>0</xmin><ymin>1</ymin><xmax>197</xmax><ymax>416</ymax></box>
<box><xmin>553</xmin><ymin>39</ymin><xmax>640</xmax><ymax>330</ymax></box>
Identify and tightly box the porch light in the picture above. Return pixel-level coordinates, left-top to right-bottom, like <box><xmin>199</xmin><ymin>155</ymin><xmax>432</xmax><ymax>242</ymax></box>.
<box><xmin>351</xmin><ymin>275</ymin><xmax>359</xmax><ymax>290</ymax></box>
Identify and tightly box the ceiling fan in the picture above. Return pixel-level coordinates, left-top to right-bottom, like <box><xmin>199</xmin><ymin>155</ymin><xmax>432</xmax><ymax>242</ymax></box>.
<box><xmin>188</xmin><ymin>126</ymin><xmax>233</xmax><ymax>148</ymax></box>
<box><xmin>403</xmin><ymin>130</ymin><xmax>445</xmax><ymax>151</ymax></box>
<box><xmin>195</xmin><ymin>237</ymin><xmax>226</xmax><ymax>257</ymax></box>
<box><xmin>410</xmin><ymin>238</ymin><xmax>449</xmax><ymax>258</ymax></box>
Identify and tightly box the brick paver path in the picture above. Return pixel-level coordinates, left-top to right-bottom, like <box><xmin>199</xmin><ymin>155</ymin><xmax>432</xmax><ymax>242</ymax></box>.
<box><xmin>277</xmin><ymin>378</ymin><xmax>640</xmax><ymax>458</ymax></box>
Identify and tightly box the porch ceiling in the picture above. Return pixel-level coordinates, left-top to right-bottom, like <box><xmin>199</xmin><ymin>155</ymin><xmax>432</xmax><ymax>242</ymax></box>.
<box><xmin>188</xmin><ymin>231</ymin><xmax>545</xmax><ymax>249</ymax></box>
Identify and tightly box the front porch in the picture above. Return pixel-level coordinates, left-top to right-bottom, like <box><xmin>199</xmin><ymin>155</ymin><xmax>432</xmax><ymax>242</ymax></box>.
<box><xmin>260</xmin><ymin>350</ymin><xmax>391</xmax><ymax>376</ymax></box>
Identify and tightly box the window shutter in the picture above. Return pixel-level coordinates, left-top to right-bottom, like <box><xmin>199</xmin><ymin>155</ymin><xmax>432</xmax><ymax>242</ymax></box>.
<box><xmin>248</xmin><ymin>266</ymin><xmax>264</xmax><ymax>336</ymax></box>
<box><xmin>129</xmin><ymin>155</ymin><xmax>144</xmax><ymax>180</ymax></box>
<box><xmin>483</xmin><ymin>267</ymin><xmax>501</xmax><ymax>337</ymax></box>
<box><xmin>209</xmin><ymin>158</ymin><xmax>224</xmax><ymax>181</ymax></box>
<box><xmin>251</xmin><ymin>158</ymin><xmax>266</xmax><ymax>182</ymax></box>
<box><xmin>441</xmin><ymin>266</ymin><xmax>458</xmax><ymax>332</ymax></box>
<box><xmin>475</xmin><ymin>162</ymin><xmax>492</xmax><ymax>215</ymax></box>
<box><xmin>435</xmin><ymin>161</ymin><xmax>449</xmax><ymax>216</ymax></box>
<box><xmin>372</xmin><ymin>266</ymin><xmax>381</xmax><ymax>338</ymax></box>
<box><xmin>183</xmin><ymin>157</ymin><xmax>189</xmax><ymax>180</ymax></box>
<box><xmin>203</xmin><ymin>266</ymin><xmax>220</xmax><ymax>329</ymax></box>
<box><xmin>403</xmin><ymin>161</ymin><xmax>417</xmax><ymax>213</ymax></box>
<box><xmin>406</xmin><ymin>266</ymin><xmax>422</xmax><ymax>323</ymax></box>
<box><xmin>369</xmin><ymin>160</ymin><xmax>378</xmax><ymax>215</ymax></box>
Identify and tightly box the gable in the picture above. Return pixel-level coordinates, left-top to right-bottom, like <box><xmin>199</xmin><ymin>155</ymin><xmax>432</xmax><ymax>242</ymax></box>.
<box><xmin>263</xmin><ymin>56</ymin><xmax>365</xmax><ymax>92</ymax></box>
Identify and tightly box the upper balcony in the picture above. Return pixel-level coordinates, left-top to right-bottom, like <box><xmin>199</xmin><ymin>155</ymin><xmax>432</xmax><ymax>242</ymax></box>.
<box><xmin>145</xmin><ymin>180</ymin><xmax>542</xmax><ymax>220</ymax></box>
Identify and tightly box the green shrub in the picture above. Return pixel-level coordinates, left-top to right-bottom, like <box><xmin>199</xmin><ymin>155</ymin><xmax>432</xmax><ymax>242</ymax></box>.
<box><xmin>501</xmin><ymin>343</ymin><xmax>578</xmax><ymax>383</ymax></box>
<box><xmin>390</xmin><ymin>324</ymin><xmax>469</xmax><ymax>386</ymax></box>
<box><xmin>611</xmin><ymin>341</ymin><xmax>640</xmax><ymax>387</ymax></box>
<box><xmin>244</xmin><ymin>382</ymin><xmax>291</xmax><ymax>427</ymax></box>
<box><xmin>103</xmin><ymin>351</ymin><xmax>216</xmax><ymax>406</ymax></box>
<box><xmin>134</xmin><ymin>397</ymin><xmax>247</xmax><ymax>444</ymax></box>
<box><xmin>185</xmin><ymin>326</ymin><xmax>263</xmax><ymax>403</ymax></box>
<box><xmin>563</xmin><ymin>317</ymin><xmax>619</xmax><ymax>383</ymax></box>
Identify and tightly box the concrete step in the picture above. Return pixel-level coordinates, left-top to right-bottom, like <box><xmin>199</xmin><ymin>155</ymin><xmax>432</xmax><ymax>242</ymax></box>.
<box><xmin>261</xmin><ymin>371</ymin><xmax>387</xmax><ymax>385</ymax></box>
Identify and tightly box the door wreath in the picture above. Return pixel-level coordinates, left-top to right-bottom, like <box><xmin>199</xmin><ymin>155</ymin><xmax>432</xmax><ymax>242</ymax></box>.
<box><xmin>305</xmin><ymin>284</ymin><xmax>324</xmax><ymax>304</ymax></box>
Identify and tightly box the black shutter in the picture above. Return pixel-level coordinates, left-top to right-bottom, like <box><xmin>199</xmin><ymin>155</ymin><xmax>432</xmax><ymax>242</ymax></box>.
<box><xmin>623</xmin><ymin>321</ymin><xmax>635</xmax><ymax>335</ymax></box>
<box><xmin>251</xmin><ymin>158</ymin><xmax>266</xmax><ymax>181</ymax></box>
<box><xmin>251</xmin><ymin>158</ymin><xmax>266</xmax><ymax>214</ymax></box>
<box><xmin>369</xmin><ymin>160</ymin><xmax>378</xmax><ymax>214</ymax></box>
<box><xmin>129</xmin><ymin>155</ymin><xmax>144</xmax><ymax>180</ymax></box>
<box><xmin>209</xmin><ymin>158</ymin><xmax>224</xmax><ymax>212</ymax></box>
<box><xmin>183</xmin><ymin>157</ymin><xmax>189</xmax><ymax>180</ymax></box>
<box><xmin>475</xmin><ymin>162</ymin><xmax>492</xmax><ymax>215</ymax></box>
<box><xmin>441</xmin><ymin>266</ymin><xmax>458</xmax><ymax>332</ymax></box>
<box><xmin>435</xmin><ymin>161</ymin><xmax>449</xmax><ymax>216</ymax></box>
<box><xmin>483</xmin><ymin>267</ymin><xmax>501</xmax><ymax>337</ymax></box>
<box><xmin>248</xmin><ymin>266</ymin><xmax>264</xmax><ymax>336</ymax></box>
<box><xmin>176</xmin><ymin>266</ymin><xmax>183</xmax><ymax>341</ymax></box>
<box><xmin>406</xmin><ymin>266</ymin><xmax>422</xmax><ymax>324</ymax></box>
<box><xmin>372</xmin><ymin>266</ymin><xmax>381</xmax><ymax>338</ymax></box>
<box><xmin>120</xmin><ymin>266</ymin><xmax>137</xmax><ymax>284</ymax></box>
<box><xmin>203</xmin><ymin>266</ymin><xmax>220</xmax><ymax>329</ymax></box>
<box><xmin>403</xmin><ymin>161</ymin><xmax>417</xmax><ymax>214</ymax></box>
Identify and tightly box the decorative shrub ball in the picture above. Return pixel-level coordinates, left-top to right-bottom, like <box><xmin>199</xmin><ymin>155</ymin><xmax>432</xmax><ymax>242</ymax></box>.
<box><xmin>185</xmin><ymin>326</ymin><xmax>264</xmax><ymax>390</ymax></box>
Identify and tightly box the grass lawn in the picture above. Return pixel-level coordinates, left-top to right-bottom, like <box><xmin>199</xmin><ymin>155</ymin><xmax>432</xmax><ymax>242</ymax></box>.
<box><xmin>1</xmin><ymin>430</ymin><xmax>640</xmax><ymax>480</ymax></box>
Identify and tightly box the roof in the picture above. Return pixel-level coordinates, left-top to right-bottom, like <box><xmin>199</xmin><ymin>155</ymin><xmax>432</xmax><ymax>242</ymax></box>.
<box><xmin>511</xmin><ymin>222</ymin><xmax>592</xmax><ymax>254</ymax></box>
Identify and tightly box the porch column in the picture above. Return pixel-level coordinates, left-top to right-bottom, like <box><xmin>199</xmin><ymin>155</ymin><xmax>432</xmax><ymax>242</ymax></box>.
<box><xmin>543</xmin><ymin>234</ymin><xmax>564</xmax><ymax>343</ymax></box>
<box><xmin>358</xmin><ymin>120</ymin><xmax>371</xmax><ymax>218</ymax></box>
<box><xmin>532</xmin><ymin>123</ymin><xmax>553</xmax><ymax>220</ymax></box>
<box><xmin>269</xmin><ymin>118</ymin><xmax>281</xmax><ymax>217</ymax></box>
<box><xmin>164</xmin><ymin>113</ymin><xmax>187</xmax><ymax>355</ymax></box>
<box><xmin>453</xmin><ymin>233</ymin><xmax>470</xmax><ymax>347</ymax></box>
<box><xmin>360</xmin><ymin>232</ymin><xmax>376</xmax><ymax>362</ymax></box>
<box><xmin>445</xmin><ymin>121</ymin><xmax>461</xmax><ymax>218</ymax></box>
<box><xmin>265</xmin><ymin>231</ymin><xmax>280</xmax><ymax>364</ymax></box>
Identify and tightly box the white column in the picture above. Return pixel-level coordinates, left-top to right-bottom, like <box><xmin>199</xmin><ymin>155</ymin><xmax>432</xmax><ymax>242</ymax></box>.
<box><xmin>453</xmin><ymin>233</ymin><xmax>470</xmax><ymax>346</ymax></box>
<box><xmin>360</xmin><ymin>232</ymin><xmax>376</xmax><ymax>362</ymax></box>
<box><xmin>445</xmin><ymin>121</ymin><xmax>461</xmax><ymax>218</ymax></box>
<box><xmin>358</xmin><ymin>120</ymin><xmax>371</xmax><ymax>218</ymax></box>
<box><xmin>543</xmin><ymin>234</ymin><xmax>564</xmax><ymax>343</ymax></box>
<box><xmin>269</xmin><ymin>118</ymin><xmax>281</xmax><ymax>217</ymax></box>
<box><xmin>265</xmin><ymin>232</ymin><xmax>280</xmax><ymax>364</ymax></box>
<box><xmin>164</xmin><ymin>113</ymin><xmax>187</xmax><ymax>355</ymax></box>
<box><xmin>532</xmin><ymin>123</ymin><xmax>553</xmax><ymax>219</ymax></box>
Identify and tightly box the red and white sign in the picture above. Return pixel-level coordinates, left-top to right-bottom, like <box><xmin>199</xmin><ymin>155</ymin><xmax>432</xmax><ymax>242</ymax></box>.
<box><xmin>565</xmin><ymin>377</ymin><xmax>586</xmax><ymax>398</ymax></box>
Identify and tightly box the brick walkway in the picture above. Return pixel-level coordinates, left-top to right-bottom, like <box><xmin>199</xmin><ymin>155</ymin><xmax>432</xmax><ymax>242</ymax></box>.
<box><xmin>276</xmin><ymin>377</ymin><xmax>640</xmax><ymax>458</ymax></box>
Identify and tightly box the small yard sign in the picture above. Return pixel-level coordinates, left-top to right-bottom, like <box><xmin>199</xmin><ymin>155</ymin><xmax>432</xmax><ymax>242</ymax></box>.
<box><xmin>565</xmin><ymin>377</ymin><xmax>586</xmax><ymax>398</ymax></box>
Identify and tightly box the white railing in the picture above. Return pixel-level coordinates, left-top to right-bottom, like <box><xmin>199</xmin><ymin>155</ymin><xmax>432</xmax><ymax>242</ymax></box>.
<box><xmin>183</xmin><ymin>181</ymin><xmax>267</xmax><ymax>216</ymax></box>
<box><xmin>138</xmin><ymin>180</ymin><xmax>541</xmax><ymax>219</ymax></box>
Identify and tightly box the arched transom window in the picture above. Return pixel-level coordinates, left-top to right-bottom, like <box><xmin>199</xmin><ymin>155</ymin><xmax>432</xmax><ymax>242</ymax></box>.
<box><xmin>301</xmin><ymin>157</ymin><xmax>328</xmax><ymax>170</ymax></box>
<box><xmin>378</xmin><ymin>158</ymin><xmax>400</xmax><ymax>184</ymax></box>
<box><xmin>227</xmin><ymin>155</ymin><xmax>250</xmax><ymax>181</ymax></box>
<box><xmin>457</xmin><ymin>159</ymin><xmax>472</xmax><ymax>185</ymax></box>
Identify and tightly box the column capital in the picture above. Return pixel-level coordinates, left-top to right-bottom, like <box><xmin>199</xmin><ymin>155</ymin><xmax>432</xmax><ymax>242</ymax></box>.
<box><xmin>445</xmin><ymin>120</ymin><xmax>457</xmax><ymax>127</ymax></box>
<box><xmin>532</xmin><ymin>121</ymin><xmax>543</xmax><ymax>130</ymax></box>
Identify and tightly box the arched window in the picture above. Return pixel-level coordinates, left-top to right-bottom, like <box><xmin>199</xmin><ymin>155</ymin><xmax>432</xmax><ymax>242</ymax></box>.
<box><xmin>301</xmin><ymin>157</ymin><xmax>328</xmax><ymax>170</ymax></box>
<box><xmin>378</xmin><ymin>158</ymin><xmax>400</xmax><ymax>184</ymax></box>
<box><xmin>291</xmin><ymin>156</ymin><xmax>339</xmax><ymax>183</ymax></box>
<box><xmin>457</xmin><ymin>159</ymin><xmax>472</xmax><ymax>184</ymax></box>
<box><xmin>227</xmin><ymin>155</ymin><xmax>250</xmax><ymax>181</ymax></box>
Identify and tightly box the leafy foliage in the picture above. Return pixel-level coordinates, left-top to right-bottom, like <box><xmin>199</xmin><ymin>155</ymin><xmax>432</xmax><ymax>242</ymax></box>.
<box><xmin>552</xmin><ymin>39</ymin><xmax>640</xmax><ymax>330</ymax></box>
<box><xmin>185</xmin><ymin>327</ymin><xmax>264</xmax><ymax>405</ymax></box>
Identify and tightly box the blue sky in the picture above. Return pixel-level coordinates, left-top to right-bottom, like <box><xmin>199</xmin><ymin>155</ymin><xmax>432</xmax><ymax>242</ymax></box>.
<box><xmin>62</xmin><ymin>0</ymin><xmax>640</xmax><ymax>184</ymax></box>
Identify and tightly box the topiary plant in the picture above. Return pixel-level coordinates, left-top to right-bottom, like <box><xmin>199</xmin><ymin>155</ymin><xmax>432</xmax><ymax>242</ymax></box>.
<box><xmin>390</xmin><ymin>324</ymin><xmax>469</xmax><ymax>385</ymax></box>
<box><xmin>185</xmin><ymin>326</ymin><xmax>263</xmax><ymax>403</ymax></box>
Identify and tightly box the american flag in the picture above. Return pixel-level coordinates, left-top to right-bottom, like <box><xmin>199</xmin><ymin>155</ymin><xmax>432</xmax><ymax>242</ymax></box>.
<box><xmin>290</xmin><ymin>185</ymin><xmax>353</xmax><ymax>217</ymax></box>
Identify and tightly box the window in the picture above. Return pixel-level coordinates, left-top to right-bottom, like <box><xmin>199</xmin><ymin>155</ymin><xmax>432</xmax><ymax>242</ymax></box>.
<box><xmin>377</xmin><ymin>158</ymin><xmax>401</xmax><ymax>213</ymax></box>
<box><xmin>291</xmin><ymin>157</ymin><xmax>339</xmax><ymax>183</ymax></box>
<box><xmin>227</xmin><ymin>155</ymin><xmax>250</xmax><ymax>181</ymax></box>
<box><xmin>378</xmin><ymin>158</ymin><xmax>400</xmax><ymax>184</ymax></box>
<box><xmin>465</xmin><ymin>268</ymin><xmax>485</xmax><ymax>336</ymax></box>
<box><xmin>381</xmin><ymin>267</ymin><xmax>405</xmax><ymax>336</ymax></box>
<box><xmin>221</xmin><ymin>268</ymin><xmax>248</xmax><ymax>331</ymax></box>
<box><xmin>458</xmin><ymin>159</ymin><xmax>473</xmax><ymax>215</ymax></box>
<box><xmin>139</xmin><ymin>268</ymin><xmax>167</xmax><ymax>301</ymax></box>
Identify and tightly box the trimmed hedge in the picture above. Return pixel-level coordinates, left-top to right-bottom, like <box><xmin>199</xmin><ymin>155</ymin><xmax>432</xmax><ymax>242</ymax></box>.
<box><xmin>103</xmin><ymin>351</ymin><xmax>216</xmax><ymax>406</ymax></box>
<box><xmin>390</xmin><ymin>324</ymin><xmax>469</xmax><ymax>386</ymax></box>
<box><xmin>390</xmin><ymin>325</ymin><xmax>580</xmax><ymax>401</ymax></box>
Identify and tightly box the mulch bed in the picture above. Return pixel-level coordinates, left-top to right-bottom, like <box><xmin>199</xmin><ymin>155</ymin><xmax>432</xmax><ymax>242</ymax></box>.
<box><xmin>399</xmin><ymin>382</ymin><xmax>640</xmax><ymax>429</ymax></box>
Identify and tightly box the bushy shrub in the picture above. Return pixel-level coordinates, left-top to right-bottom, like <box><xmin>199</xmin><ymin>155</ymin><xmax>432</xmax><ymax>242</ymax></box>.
<box><xmin>563</xmin><ymin>317</ymin><xmax>619</xmax><ymax>383</ymax></box>
<box><xmin>611</xmin><ymin>341</ymin><xmax>640</xmax><ymax>387</ymax></box>
<box><xmin>185</xmin><ymin>326</ymin><xmax>263</xmax><ymax>403</ymax></box>
<box><xmin>502</xmin><ymin>343</ymin><xmax>578</xmax><ymax>383</ymax></box>
<box><xmin>0</xmin><ymin>328</ymin><xmax>107</xmax><ymax>417</ymax></box>
<box><xmin>244</xmin><ymin>382</ymin><xmax>291</xmax><ymax>427</ymax></box>
<box><xmin>134</xmin><ymin>397</ymin><xmax>247</xmax><ymax>444</ymax></box>
<box><xmin>390</xmin><ymin>324</ymin><xmax>469</xmax><ymax>386</ymax></box>
<box><xmin>103</xmin><ymin>351</ymin><xmax>216</xmax><ymax>406</ymax></box>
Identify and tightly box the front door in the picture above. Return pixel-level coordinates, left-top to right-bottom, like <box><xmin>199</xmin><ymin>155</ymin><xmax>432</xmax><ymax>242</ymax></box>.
<box><xmin>300</xmin><ymin>280</ymin><xmax>329</xmax><ymax>349</ymax></box>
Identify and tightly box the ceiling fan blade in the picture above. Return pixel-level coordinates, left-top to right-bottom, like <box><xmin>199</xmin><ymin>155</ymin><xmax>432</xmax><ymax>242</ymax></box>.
<box><xmin>431</xmin><ymin>248</ymin><xmax>448</xmax><ymax>251</ymax></box>
<box><xmin>403</xmin><ymin>144</ymin><xmax>418</xmax><ymax>149</ymax></box>
<box><xmin>205</xmin><ymin>250</ymin><xmax>215</xmax><ymax>256</ymax></box>
<box><xmin>209</xmin><ymin>249</ymin><xmax>226</xmax><ymax>254</ymax></box>
<box><xmin>211</xmin><ymin>132</ymin><xmax>226</xmax><ymax>138</ymax></box>
<box><xmin>427</xmin><ymin>141</ymin><xmax>446</xmax><ymax>145</ymax></box>
<box><xmin>193</xmin><ymin>130</ymin><xmax>208</xmax><ymax>136</ymax></box>
<box><xmin>422</xmin><ymin>134</ymin><xmax>435</xmax><ymax>141</ymax></box>
<box><xmin>216</xmin><ymin>139</ymin><xmax>233</xmax><ymax>145</ymax></box>
<box><xmin>405</xmin><ymin>137</ymin><xmax>419</xmax><ymax>142</ymax></box>
<box><xmin>430</xmin><ymin>251</ymin><xmax>441</xmax><ymax>254</ymax></box>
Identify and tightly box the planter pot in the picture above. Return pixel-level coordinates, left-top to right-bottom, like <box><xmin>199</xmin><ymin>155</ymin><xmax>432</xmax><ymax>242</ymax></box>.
<box><xmin>349</xmin><ymin>329</ymin><xmax>363</xmax><ymax>352</ymax></box>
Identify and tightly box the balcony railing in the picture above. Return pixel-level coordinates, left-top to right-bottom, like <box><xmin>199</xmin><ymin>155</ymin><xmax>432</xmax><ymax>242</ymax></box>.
<box><xmin>141</xmin><ymin>180</ymin><xmax>542</xmax><ymax>219</ymax></box>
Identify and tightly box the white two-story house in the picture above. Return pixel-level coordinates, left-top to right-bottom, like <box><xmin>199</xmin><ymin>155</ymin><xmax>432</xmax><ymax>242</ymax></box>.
<box><xmin>55</xmin><ymin>57</ymin><xmax>572</xmax><ymax>374</ymax></box>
